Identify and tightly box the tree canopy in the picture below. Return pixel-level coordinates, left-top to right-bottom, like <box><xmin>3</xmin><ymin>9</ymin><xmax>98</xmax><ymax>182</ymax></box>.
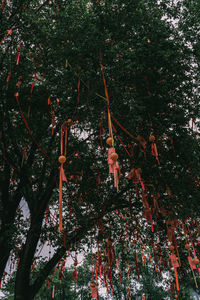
<box><xmin>0</xmin><ymin>0</ymin><xmax>200</xmax><ymax>299</ymax></box>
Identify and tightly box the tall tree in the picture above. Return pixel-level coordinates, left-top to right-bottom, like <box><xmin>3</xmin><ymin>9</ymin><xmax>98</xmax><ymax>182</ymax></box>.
<box><xmin>0</xmin><ymin>0</ymin><xmax>200</xmax><ymax>299</ymax></box>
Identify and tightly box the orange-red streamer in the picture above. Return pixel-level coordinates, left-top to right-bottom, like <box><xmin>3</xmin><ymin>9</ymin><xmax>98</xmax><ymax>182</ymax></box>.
<box><xmin>77</xmin><ymin>79</ymin><xmax>80</xmax><ymax>104</ymax></box>
<box><xmin>0</xmin><ymin>29</ymin><xmax>12</xmax><ymax>45</ymax></box>
<box><xmin>111</xmin><ymin>114</ymin><xmax>136</xmax><ymax>140</ymax></box>
<box><xmin>174</xmin><ymin>267</ymin><xmax>179</xmax><ymax>291</ymax></box>
<box><xmin>59</xmin><ymin>169</ymin><xmax>63</xmax><ymax>232</ymax></box>
<box><xmin>151</xmin><ymin>143</ymin><xmax>160</xmax><ymax>166</ymax></box>
<box><xmin>30</xmin><ymin>72</ymin><xmax>37</xmax><ymax>94</ymax></box>
<box><xmin>112</xmin><ymin>123</ymin><xmax>131</xmax><ymax>157</ymax></box>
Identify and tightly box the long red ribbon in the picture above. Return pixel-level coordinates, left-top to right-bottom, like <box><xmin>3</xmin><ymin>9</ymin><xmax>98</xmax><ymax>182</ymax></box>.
<box><xmin>112</xmin><ymin>123</ymin><xmax>131</xmax><ymax>157</ymax></box>
<box><xmin>30</xmin><ymin>72</ymin><xmax>37</xmax><ymax>94</ymax></box>
<box><xmin>0</xmin><ymin>29</ymin><xmax>12</xmax><ymax>45</ymax></box>
<box><xmin>111</xmin><ymin>114</ymin><xmax>136</xmax><ymax>140</ymax></box>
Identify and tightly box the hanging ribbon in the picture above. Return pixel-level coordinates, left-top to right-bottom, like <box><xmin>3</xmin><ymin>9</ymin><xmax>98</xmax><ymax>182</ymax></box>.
<box><xmin>6</xmin><ymin>71</ymin><xmax>11</xmax><ymax>83</ymax></box>
<box><xmin>90</xmin><ymin>283</ymin><xmax>98</xmax><ymax>299</ymax></box>
<box><xmin>52</xmin><ymin>284</ymin><xmax>55</xmax><ymax>298</ymax></box>
<box><xmin>135</xmin><ymin>169</ymin><xmax>145</xmax><ymax>191</ymax></box>
<box><xmin>174</xmin><ymin>267</ymin><xmax>179</xmax><ymax>292</ymax></box>
<box><xmin>0</xmin><ymin>29</ymin><xmax>12</xmax><ymax>45</ymax></box>
<box><xmin>64</xmin><ymin>127</ymin><xmax>68</xmax><ymax>157</ymax></box>
<box><xmin>111</xmin><ymin>114</ymin><xmax>137</xmax><ymax>140</ymax></box>
<box><xmin>108</xmin><ymin>111</ymin><xmax>118</xmax><ymax>189</ymax></box>
<box><xmin>77</xmin><ymin>79</ymin><xmax>80</xmax><ymax>104</ymax></box>
<box><xmin>169</xmin><ymin>254</ymin><xmax>179</xmax><ymax>291</ymax></box>
<box><xmin>188</xmin><ymin>256</ymin><xmax>196</xmax><ymax>270</ymax></box>
<box><xmin>58</xmin><ymin>127</ymin><xmax>67</xmax><ymax>232</ymax></box>
<box><xmin>100</xmin><ymin>62</ymin><xmax>114</xmax><ymax>144</ymax></box>
<box><xmin>151</xmin><ymin>142</ymin><xmax>160</xmax><ymax>166</ymax></box>
<box><xmin>30</xmin><ymin>72</ymin><xmax>37</xmax><ymax>94</ymax></box>
<box><xmin>16</xmin><ymin>45</ymin><xmax>21</xmax><ymax>65</ymax></box>
<box><xmin>112</xmin><ymin>123</ymin><xmax>131</xmax><ymax>157</ymax></box>
<box><xmin>59</xmin><ymin>169</ymin><xmax>63</xmax><ymax>232</ymax></box>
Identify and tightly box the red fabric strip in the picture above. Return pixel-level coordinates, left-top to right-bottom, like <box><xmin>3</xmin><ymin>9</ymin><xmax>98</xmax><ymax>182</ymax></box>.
<box><xmin>0</xmin><ymin>29</ymin><xmax>12</xmax><ymax>45</ymax></box>
<box><xmin>111</xmin><ymin>114</ymin><xmax>136</xmax><ymax>140</ymax></box>
<box><xmin>77</xmin><ymin>79</ymin><xmax>80</xmax><ymax>104</ymax></box>
<box><xmin>30</xmin><ymin>72</ymin><xmax>37</xmax><ymax>94</ymax></box>
<box><xmin>112</xmin><ymin>123</ymin><xmax>131</xmax><ymax>157</ymax></box>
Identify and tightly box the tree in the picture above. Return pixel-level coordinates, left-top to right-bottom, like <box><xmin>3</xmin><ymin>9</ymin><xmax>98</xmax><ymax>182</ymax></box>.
<box><xmin>1</xmin><ymin>0</ymin><xmax>200</xmax><ymax>299</ymax></box>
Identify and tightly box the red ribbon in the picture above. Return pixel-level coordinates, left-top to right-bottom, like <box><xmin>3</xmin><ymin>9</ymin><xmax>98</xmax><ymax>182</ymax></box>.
<box><xmin>30</xmin><ymin>72</ymin><xmax>37</xmax><ymax>94</ymax></box>
<box><xmin>0</xmin><ymin>29</ymin><xmax>12</xmax><ymax>45</ymax></box>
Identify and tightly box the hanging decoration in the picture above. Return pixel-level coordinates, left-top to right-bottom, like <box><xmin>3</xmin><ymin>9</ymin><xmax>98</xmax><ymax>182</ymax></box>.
<box><xmin>16</xmin><ymin>44</ymin><xmax>21</xmax><ymax>65</ymax></box>
<box><xmin>100</xmin><ymin>61</ymin><xmax>120</xmax><ymax>190</ymax></box>
<box><xmin>58</xmin><ymin>123</ymin><xmax>68</xmax><ymax>232</ymax></box>
<box><xmin>0</xmin><ymin>28</ymin><xmax>12</xmax><ymax>45</ymax></box>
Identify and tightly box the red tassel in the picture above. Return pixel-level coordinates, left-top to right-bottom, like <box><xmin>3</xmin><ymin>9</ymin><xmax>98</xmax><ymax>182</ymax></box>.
<box><xmin>30</xmin><ymin>72</ymin><xmax>37</xmax><ymax>94</ymax></box>
<box><xmin>77</xmin><ymin>79</ymin><xmax>80</xmax><ymax>104</ymax></box>
<box><xmin>16</xmin><ymin>51</ymin><xmax>20</xmax><ymax>65</ymax></box>
<box><xmin>174</xmin><ymin>267</ymin><xmax>179</xmax><ymax>291</ymax></box>
<box><xmin>59</xmin><ymin>169</ymin><xmax>63</xmax><ymax>232</ymax></box>
<box><xmin>52</xmin><ymin>284</ymin><xmax>55</xmax><ymax>298</ymax></box>
<box><xmin>151</xmin><ymin>143</ymin><xmax>160</xmax><ymax>166</ymax></box>
<box><xmin>6</xmin><ymin>72</ymin><xmax>11</xmax><ymax>83</ymax></box>
<box><xmin>112</xmin><ymin>123</ymin><xmax>131</xmax><ymax>157</ymax></box>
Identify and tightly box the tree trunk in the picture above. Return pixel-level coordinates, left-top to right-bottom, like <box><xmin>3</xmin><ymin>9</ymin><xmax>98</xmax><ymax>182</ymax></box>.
<box><xmin>0</xmin><ymin>187</ymin><xmax>22</xmax><ymax>278</ymax></box>
<box><xmin>14</xmin><ymin>214</ymin><xmax>44</xmax><ymax>300</ymax></box>
<box><xmin>0</xmin><ymin>241</ymin><xmax>10</xmax><ymax>278</ymax></box>
<box><xmin>14</xmin><ymin>287</ymin><xmax>35</xmax><ymax>300</ymax></box>
<box><xmin>14</xmin><ymin>171</ymin><xmax>56</xmax><ymax>300</ymax></box>
<box><xmin>0</xmin><ymin>142</ymin><xmax>37</xmax><ymax>279</ymax></box>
